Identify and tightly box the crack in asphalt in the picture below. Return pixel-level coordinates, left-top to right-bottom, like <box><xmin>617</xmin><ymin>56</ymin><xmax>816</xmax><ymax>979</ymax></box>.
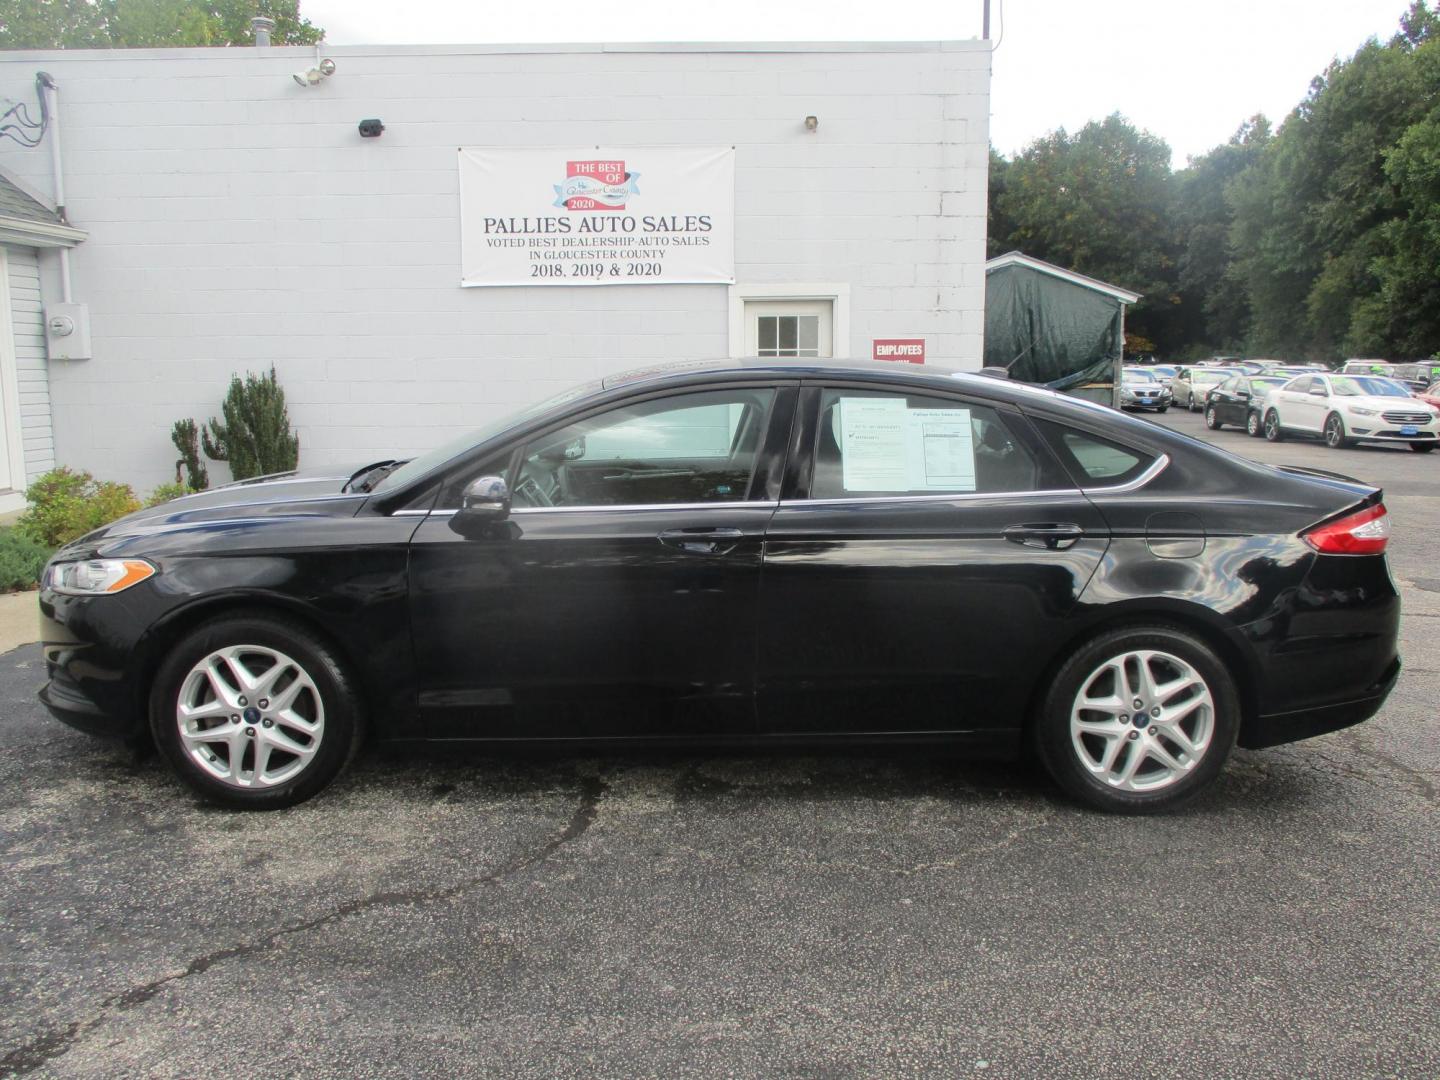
<box><xmin>0</xmin><ymin>773</ymin><xmax>607</xmax><ymax>1078</ymax></box>
<box><xmin>1351</xmin><ymin>735</ymin><xmax>1439</xmax><ymax>805</ymax></box>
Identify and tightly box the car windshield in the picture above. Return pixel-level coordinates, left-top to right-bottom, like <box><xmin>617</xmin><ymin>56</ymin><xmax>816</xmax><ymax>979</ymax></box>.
<box><xmin>371</xmin><ymin>378</ymin><xmax>602</xmax><ymax>493</ymax></box>
<box><xmin>1192</xmin><ymin>371</ymin><xmax>1228</xmax><ymax>384</ymax></box>
<box><xmin>1151</xmin><ymin>366</ymin><xmax>1177</xmax><ymax>376</ymax></box>
<box><xmin>1251</xmin><ymin>377</ymin><xmax>1287</xmax><ymax>390</ymax></box>
<box><xmin>1123</xmin><ymin>371</ymin><xmax>1156</xmax><ymax>383</ymax></box>
<box><xmin>1330</xmin><ymin>376</ymin><xmax>1411</xmax><ymax>398</ymax></box>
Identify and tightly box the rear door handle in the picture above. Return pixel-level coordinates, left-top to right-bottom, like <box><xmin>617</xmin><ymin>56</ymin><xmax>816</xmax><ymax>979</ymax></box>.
<box><xmin>1002</xmin><ymin>522</ymin><xmax>1085</xmax><ymax>550</ymax></box>
<box><xmin>658</xmin><ymin>527</ymin><xmax>745</xmax><ymax>555</ymax></box>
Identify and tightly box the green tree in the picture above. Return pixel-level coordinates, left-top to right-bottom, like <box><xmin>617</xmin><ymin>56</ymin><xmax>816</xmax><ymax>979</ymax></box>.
<box><xmin>1228</xmin><ymin>2</ymin><xmax>1440</xmax><ymax>358</ymax></box>
<box><xmin>1171</xmin><ymin>116</ymin><xmax>1271</xmax><ymax>355</ymax></box>
<box><xmin>991</xmin><ymin>113</ymin><xmax>1179</xmax><ymax>351</ymax></box>
<box><xmin>202</xmin><ymin>366</ymin><xmax>300</xmax><ymax>481</ymax></box>
<box><xmin>0</xmin><ymin>0</ymin><xmax>323</xmax><ymax>48</ymax></box>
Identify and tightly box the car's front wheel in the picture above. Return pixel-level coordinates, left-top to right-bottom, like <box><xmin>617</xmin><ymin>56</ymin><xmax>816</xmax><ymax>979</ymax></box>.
<box><xmin>1410</xmin><ymin>443</ymin><xmax>1435</xmax><ymax>453</ymax></box>
<box><xmin>1264</xmin><ymin>409</ymin><xmax>1284</xmax><ymax>441</ymax></box>
<box><xmin>1204</xmin><ymin>405</ymin><xmax>1221</xmax><ymax>430</ymax></box>
<box><xmin>1246</xmin><ymin>410</ymin><xmax>1263</xmax><ymax>437</ymax></box>
<box><xmin>1035</xmin><ymin>626</ymin><xmax>1239</xmax><ymax>814</ymax></box>
<box><xmin>150</xmin><ymin>612</ymin><xmax>363</xmax><ymax>809</ymax></box>
<box><xmin>1324</xmin><ymin>413</ymin><xmax>1352</xmax><ymax>450</ymax></box>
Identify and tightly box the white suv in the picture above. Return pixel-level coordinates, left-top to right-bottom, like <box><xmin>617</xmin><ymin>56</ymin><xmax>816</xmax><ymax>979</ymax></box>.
<box><xmin>1262</xmin><ymin>373</ymin><xmax>1440</xmax><ymax>452</ymax></box>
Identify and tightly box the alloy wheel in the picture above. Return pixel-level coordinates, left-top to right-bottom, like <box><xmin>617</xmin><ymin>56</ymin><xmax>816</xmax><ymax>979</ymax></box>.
<box><xmin>175</xmin><ymin>644</ymin><xmax>326</xmax><ymax>789</ymax></box>
<box><xmin>1246</xmin><ymin>411</ymin><xmax>1261</xmax><ymax>437</ymax></box>
<box><xmin>1069</xmin><ymin>649</ymin><xmax>1215</xmax><ymax>792</ymax></box>
<box><xmin>1325</xmin><ymin>415</ymin><xmax>1345</xmax><ymax>449</ymax></box>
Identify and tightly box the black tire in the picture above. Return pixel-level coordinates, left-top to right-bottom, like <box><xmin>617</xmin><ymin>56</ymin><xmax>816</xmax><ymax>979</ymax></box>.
<box><xmin>1034</xmin><ymin>625</ymin><xmax>1240</xmax><ymax>814</ymax></box>
<box><xmin>1204</xmin><ymin>405</ymin><xmax>1221</xmax><ymax>430</ymax></box>
<box><xmin>1187</xmin><ymin>395</ymin><xmax>1199</xmax><ymax>413</ymax></box>
<box><xmin>1157</xmin><ymin>406</ymin><xmax>1168</xmax><ymax>413</ymax></box>
<box><xmin>1264</xmin><ymin>409</ymin><xmax>1284</xmax><ymax>441</ymax></box>
<box><xmin>149</xmin><ymin>612</ymin><xmax>364</xmax><ymax>809</ymax></box>
<box><xmin>1246</xmin><ymin>410</ymin><xmax>1262</xmax><ymax>438</ymax></box>
<box><xmin>1410</xmin><ymin>443</ymin><xmax>1435</xmax><ymax>453</ymax></box>
<box><xmin>1323</xmin><ymin>412</ymin><xmax>1351</xmax><ymax>450</ymax></box>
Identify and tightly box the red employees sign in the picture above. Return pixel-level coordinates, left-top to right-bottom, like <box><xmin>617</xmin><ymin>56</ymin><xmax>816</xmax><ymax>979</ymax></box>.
<box><xmin>873</xmin><ymin>338</ymin><xmax>926</xmax><ymax>364</ymax></box>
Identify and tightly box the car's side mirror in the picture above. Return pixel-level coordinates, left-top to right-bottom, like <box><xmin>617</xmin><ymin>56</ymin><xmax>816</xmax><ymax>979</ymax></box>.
<box><xmin>459</xmin><ymin>475</ymin><xmax>511</xmax><ymax>521</ymax></box>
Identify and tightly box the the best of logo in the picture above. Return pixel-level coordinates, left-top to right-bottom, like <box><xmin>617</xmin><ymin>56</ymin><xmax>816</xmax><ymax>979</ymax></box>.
<box><xmin>553</xmin><ymin>159</ymin><xmax>642</xmax><ymax>211</ymax></box>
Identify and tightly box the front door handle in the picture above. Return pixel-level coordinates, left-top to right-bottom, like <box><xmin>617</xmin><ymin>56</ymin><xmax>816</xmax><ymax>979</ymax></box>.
<box><xmin>1002</xmin><ymin>522</ymin><xmax>1085</xmax><ymax>550</ymax></box>
<box><xmin>658</xmin><ymin>527</ymin><xmax>746</xmax><ymax>555</ymax></box>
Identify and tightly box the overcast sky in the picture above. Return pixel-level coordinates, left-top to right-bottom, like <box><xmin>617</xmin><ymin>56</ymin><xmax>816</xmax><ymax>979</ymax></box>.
<box><xmin>302</xmin><ymin>0</ymin><xmax>1416</xmax><ymax>166</ymax></box>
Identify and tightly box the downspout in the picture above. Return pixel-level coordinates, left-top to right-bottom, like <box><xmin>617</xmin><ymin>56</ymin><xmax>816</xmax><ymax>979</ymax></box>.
<box><xmin>36</xmin><ymin>72</ymin><xmax>72</xmax><ymax>303</ymax></box>
<box><xmin>983</xmin><ymin>0</ymin><xmax>991</xmax><ymax>39</ymax></box>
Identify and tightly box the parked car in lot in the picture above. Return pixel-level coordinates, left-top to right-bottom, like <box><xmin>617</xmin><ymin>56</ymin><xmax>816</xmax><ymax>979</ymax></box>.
<box><xmin>1171</xmin><ymin>367</ymin><xmax>1231</xmax><ymax>410</ymax></box>
<box><xmin>38</xmin><ymin>360</ymin><xmax>1400</xmax><ymax>814</ymax></box>
<box><xmin>1390</xmin><ymin>362</ymin><xmax>1440</xmax><ymax>392</ymax></box>
<box><xmin>1340</xmin><ymin>359</ymin><xmax>1395</xmax><ymax>376</ymax></box>
<box><xmin>1202</xmin><ymin>373</ymin><xmax>1290</xmax><ymax>435</ymax></box>
<box><xmin>1119</xmin><ymin>369</ymin><xmax>1172</xmax><ymax>412</ymax></box>
<box><xmin>1263</xmin><ymin>372</ymin><xmax>1440</xmax><ymax>450</ymax></box>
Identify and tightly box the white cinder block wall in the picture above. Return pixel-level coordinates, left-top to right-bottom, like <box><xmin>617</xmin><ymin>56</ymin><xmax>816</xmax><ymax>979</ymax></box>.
<box><xmin>0</xmin><ymin>42</ymin><xmax>990</xmax><ymax>490</ymax></box>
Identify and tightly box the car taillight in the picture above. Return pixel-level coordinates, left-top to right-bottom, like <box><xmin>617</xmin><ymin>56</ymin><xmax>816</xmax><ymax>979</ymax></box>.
<box><xmin>1301</xmin><ymin>503</ymin><xmax>1390</xmax><ymax>555</ymax></box>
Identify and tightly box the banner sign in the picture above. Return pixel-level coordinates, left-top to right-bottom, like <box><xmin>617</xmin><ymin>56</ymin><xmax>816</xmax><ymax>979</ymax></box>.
<box><xmin>873</xmin><ymin>339</ymin><xmax>926</xmax><ymax>364</ymax></box>
<box><xmin>459</xmin><ymin>146</ymin><xmax>735</xmax><ymax>287</ymax></box>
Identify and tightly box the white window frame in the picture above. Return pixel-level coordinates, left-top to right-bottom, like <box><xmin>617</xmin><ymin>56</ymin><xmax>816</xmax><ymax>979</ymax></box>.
<box><xmin>727</xmin><ymin>283</ymin><xmax>850</xmax><ymax>361</ymax></box>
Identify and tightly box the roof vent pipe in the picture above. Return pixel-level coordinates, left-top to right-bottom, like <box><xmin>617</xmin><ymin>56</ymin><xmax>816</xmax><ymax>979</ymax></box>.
<box><xmin>252</xmin><ymin>17</ymin><xmax>275</xmax><ymax>48</ymax></box>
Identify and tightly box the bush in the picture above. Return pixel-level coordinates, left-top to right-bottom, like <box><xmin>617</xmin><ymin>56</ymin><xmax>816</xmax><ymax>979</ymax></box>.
<box><xmin>0</xmin><ymin>529</ymin><xmax>51</xmax><ymax>592</ymax></box>
<box><xmin>17</xmin><ymin>467</ymin><xmax>142</xmax><ymax>548</ymax></box>
<box><xmin>147</xmin><ymin>482</ymin><xmax>189</xmax><ymax>507</ymax></box>
<box><xmin>171</xmin><ymin>418</ymin><xmax>209</xmax><ymax>491</ymax></box>
<box><xmin>202</xmin><ymin>365</ymin><xmax>299</xmax><ymax>481</ymax></box>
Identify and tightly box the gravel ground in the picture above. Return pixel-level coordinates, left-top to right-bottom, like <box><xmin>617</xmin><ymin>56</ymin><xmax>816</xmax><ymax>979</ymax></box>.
<box><xmin>1</xmin><ymin>409</ymin><xmax>1436</xmax><ymax>1079</ymax></box>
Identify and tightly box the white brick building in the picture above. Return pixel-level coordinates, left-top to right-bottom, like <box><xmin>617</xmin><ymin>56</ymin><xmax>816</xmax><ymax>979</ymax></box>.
<box><xmin>0</xmin><ymin>40</ymin><xmax>991</xmax><ymax>497</ymax></box>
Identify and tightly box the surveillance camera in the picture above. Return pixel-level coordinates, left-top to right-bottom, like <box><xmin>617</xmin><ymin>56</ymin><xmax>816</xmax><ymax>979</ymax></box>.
<box><xmin>358</xmin><ymin>118</ymin><xmax>385</xmax><ymax>138</ymax></box>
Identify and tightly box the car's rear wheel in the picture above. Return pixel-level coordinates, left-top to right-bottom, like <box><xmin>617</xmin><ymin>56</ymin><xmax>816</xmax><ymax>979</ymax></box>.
<box><xmin>1410</xmin><ymin>443</ymin><xmax>1435</xmax><ymax>453</ymax></box>
<box><xmin>1204</xmin><ymin>405</ymin><xmax>1221</xmax><ymax>430</ymax></box>
<box><xmin>150</xmin><ymin>613</ymin><xmax>363</xmax><ymax>809</ymax></box>
<box><xmin>1324</xmin><ymin>413</ymin><xmax>1351</xmax><ymax>450</ymax></box>
<box><xmin>1246</xmin><ymin>410</ymin><xmax>1262</xmax><ymax>438</ymax></box>
<box><xmin>1035</xmin><ymin>626</ymin><xmax>1239</xmax><ymax>814</ymax></box>
<box><xmin>1264</xmin><ymin>409</ymin><xmax>1284</xmax><ymax>441</ymax></box>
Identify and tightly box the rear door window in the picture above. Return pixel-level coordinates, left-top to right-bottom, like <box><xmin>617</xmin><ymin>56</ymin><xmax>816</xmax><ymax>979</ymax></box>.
<box><xmin>808</xmin><ymin>388</ymin><xmax>1059</xmax><ymax>498</ymax></box>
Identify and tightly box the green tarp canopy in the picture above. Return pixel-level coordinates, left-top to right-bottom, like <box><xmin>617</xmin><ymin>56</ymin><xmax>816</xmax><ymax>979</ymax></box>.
<box><xmin>983</xmin><ymin>252</ymin><xmax>1141</xmax><ymax>396</ymax></box>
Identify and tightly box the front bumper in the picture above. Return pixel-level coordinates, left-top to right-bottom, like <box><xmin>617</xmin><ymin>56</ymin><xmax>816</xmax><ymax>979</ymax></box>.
<box><xmin>37</xmin><ymin>589</ymin><xmax>149</xmax><ymax>741</ymax></box>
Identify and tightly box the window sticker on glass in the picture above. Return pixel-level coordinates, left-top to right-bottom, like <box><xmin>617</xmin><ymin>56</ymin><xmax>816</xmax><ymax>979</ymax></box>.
<box><xmin>837</xmin><ymin>398</ymin><xmax>976</xmax><ymax>493</ymax></box>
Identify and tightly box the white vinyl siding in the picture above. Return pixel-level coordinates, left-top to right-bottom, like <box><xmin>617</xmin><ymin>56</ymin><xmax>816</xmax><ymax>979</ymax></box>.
<box><xmin>5</xmin><ymin>245</ymin><xmax>55</xmax><ymax>483</ymax></box>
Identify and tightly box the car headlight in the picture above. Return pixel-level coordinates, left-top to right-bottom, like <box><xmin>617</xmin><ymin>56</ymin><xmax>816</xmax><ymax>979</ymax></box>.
<box><xmin>46</xmin><ymin>559</ymin><xmax>156</xmax><ymax>596</ymax></box>
<box><xmin>1346</xmin><ymin>406</ymin><xmax>1378</xmax><ymax>416</ymax></box>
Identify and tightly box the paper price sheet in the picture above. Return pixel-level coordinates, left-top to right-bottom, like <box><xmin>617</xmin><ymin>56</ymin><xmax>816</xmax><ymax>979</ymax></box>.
<box><xmin>837</xmin><ymin>398</ymin><xmax>977</xmax><ymax>493</ymax></box>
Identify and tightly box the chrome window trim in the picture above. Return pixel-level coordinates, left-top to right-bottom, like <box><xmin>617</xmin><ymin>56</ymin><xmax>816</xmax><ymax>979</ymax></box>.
<box><xmin>1079</xmin><ymin>452</ymin><xmax>1170</xmax><ymax>495</ymax></box>
<box><xmin>787</xmin><ymin>488</ymin><xmax>1080</xmax><ymax>508</ymax></box>
<box><xmin>407</xmin><ymin>500</ymin><xmax>779</xmax><ymax>518</ymax></box>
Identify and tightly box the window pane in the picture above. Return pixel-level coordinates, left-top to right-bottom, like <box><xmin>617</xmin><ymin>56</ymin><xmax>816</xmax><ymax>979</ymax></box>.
<box><xmin>797</xmin><ymin>316</ymin><xmax>819</xmax><ymax>353</ymax></box>
<box><xmin>779</xmin><ymin>317</ymin><xmax>798</xmax><ymax>352</ymax></box>
<box><xmin>517</xmin><ymin>389</ymin><xmax>776</xmax><ymax>508</ymax></box>
<box><xmin>811</xmin><ymin>389</ymin><xmax>1043</xmax><ymax>498</ymax></box>
<box><xmin>758</xmin><ymin>317</ymin><xmax>778</xmax><ymax>352</ymax></box>
<box><xmin>1033</xmin><ymin>420</ymin><xmax>1155</xmax><ymax>487</ymax></box>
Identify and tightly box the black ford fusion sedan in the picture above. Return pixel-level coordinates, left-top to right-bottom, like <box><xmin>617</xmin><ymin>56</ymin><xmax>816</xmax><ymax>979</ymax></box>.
<box><xmin>38</xmin><ymin>360</ymin><xmax>1400</xmax><ymax>813</ymax></box>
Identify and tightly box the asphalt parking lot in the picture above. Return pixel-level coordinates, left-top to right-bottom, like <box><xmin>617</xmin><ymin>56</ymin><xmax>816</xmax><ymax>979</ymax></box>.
<box><xmin>2</xmin><ymin>409</ymin><xmax>1437</xmax><ymax>1079</ymax></box>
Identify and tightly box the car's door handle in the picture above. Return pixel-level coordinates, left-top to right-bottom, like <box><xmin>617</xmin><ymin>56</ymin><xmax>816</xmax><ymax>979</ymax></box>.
<box><xmin>1002</xmin><ymin>523</ymin><xmax>1085</xmax><ymax>550</ymax></box>
<box><xmin>658</xmin><ymin>527</ymin><xmax>746</xmax><ymax>555</ymax></box>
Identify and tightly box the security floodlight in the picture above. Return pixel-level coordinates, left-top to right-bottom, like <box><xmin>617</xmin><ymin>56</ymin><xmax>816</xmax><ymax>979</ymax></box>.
<box><xmin>318</xmin><ymin>58</ymin><xmax>336</xmax><ymax>77</ymax></box>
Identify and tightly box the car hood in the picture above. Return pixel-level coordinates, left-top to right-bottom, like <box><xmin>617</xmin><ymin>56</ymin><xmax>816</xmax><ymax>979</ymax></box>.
<box><xmin>1336</xmin><ymin>395</ymin><xmax>1433</xmax><ymax>411</ymax></box>
<box><xmin>61</xmin><ymin>462</ymin><xmax>377</xmax><ymax>556</ymax></box>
